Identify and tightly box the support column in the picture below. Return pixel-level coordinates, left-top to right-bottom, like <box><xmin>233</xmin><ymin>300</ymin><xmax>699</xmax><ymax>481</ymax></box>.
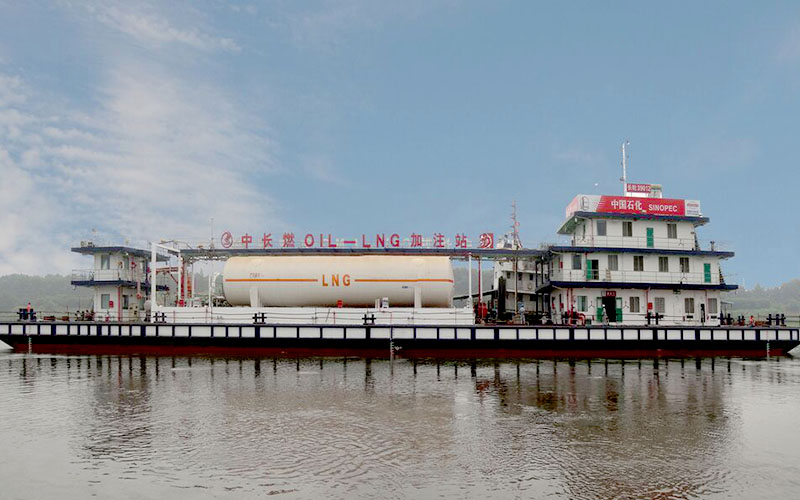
<box><xmin>150</xmin><ymin>242</ymin><xmax>157</xmax><ymax>322</ymax></box>
<box><xmin>249</xmin><ymin>286</ymin><xmax>261</xmax><ymax>307</ymax></box>
<box><xmin>468</xmin><ymin>253</ymin><xmax>473</xmax><ymax>306</ymax></box>
<box><xmin>477</xmin><ymin>257</ymin><xmax>482</xmax><ymax>304</ymax></box>
<box><xmin>177</xmin><ymin>254</ymin><xmax>183</xmax><ymax>306</ymax></box>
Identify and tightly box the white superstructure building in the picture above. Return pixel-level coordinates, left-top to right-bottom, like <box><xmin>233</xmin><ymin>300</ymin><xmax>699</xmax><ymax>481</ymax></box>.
<box><xmin>492</xmin><ymin>258</ymin><xmax>540</xmax><ymax>316</ymax></box>
<box><xmin>71</xmin><ymin>243</ymin><xmax>169</xmax><ymax>321</ymax></box>
<box><xmin>536</xmin><ymin>186</ymin><xmax>736</xmax><ymax>326</ymax></box>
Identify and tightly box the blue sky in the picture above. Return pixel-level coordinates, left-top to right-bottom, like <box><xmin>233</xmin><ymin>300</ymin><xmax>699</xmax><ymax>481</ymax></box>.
<box><xmin>0</xmin><ymin>1</ymin><xmax>799</xmax><ymax>287</ymax></box>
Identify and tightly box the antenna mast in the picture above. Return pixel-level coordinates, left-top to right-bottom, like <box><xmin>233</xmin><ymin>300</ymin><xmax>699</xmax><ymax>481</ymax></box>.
<box><xmin>620</xmin><ymin>140</ymin><xmax>630</xmax><ymax>195</ymax></box>
<box><xmin>510</xmin><ymin>201</ymin><xmax>521</xmax><ymax>319</ymax></box>
<box><xmin>510</xmin><ymin>201</ymin><xmax>522</xmax><ymax>249</ymax></box>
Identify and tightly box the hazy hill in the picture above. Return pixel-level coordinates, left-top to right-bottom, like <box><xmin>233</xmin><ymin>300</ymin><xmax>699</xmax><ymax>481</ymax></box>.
<box><xmin>0</xmin><ymin>272</ymin><xmax>797</xmax><ymax>317</ymax></box>
<box><xmin>725</xmin><ymin>280</ymin><xmax>800</xmax><ymax>315</ymax></box>
<box><xmin>0</xmin><ymin>274</ymin><xmax>93</xmax><ymax>314</ymax></box>
<box><xmin>452</xmin><ymin>267</ymin><xmax>495</xmax><ymax>297</ymax></box>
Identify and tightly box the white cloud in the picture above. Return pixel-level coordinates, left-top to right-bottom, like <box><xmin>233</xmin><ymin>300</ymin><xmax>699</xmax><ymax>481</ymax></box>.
<box><xmin>0</xmin><ymin>2</ymin><xmax>285</xmax><ymax>276</ymax></box>
<box><xmin>0</xmin><ymin>65</ymin><xmax>282</xmax><ymax>275</ymax></box>
<box><xmin>300</xmin><ymin>154</ymin><xmax>348</xmax><ymax>186</ymax></box>
<box><xmin>0</xmin><ymin>74</ymin><xmax>26</xmax><ymax>106</ymax></box>
<box><xmin>73</xmin><ymin>1</ymin><xmax>240</xmax><ymax>53</ymax></box>
<box><xmin>231</xmin><ymin>4</ymin><xmax>258</xmax><ymax>16</ymax></box>
<box><xmin>0</xmin><ymin>144</ymin><xmax>75</xmax><ymax>274</ymax></box>
<box><xmin>42</xmin><ymin>126</ymin><xmax>100</xmax><ymax>142</ymax></box>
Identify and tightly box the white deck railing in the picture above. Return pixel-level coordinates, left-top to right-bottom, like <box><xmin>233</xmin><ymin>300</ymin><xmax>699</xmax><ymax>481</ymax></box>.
<box><xmin>547</xmin><ymin>269</ymin><xmax>719</xmax><ymax>285</ymax></box>
<box><xmin>71</xmin><ymin>269</ymin><xmax>143</xmax><ymax>282</ymax></box>
<box><xmin>571</xmin><ymin>235</ymin><xmax>696</xmax><ymax>250</ymax></box>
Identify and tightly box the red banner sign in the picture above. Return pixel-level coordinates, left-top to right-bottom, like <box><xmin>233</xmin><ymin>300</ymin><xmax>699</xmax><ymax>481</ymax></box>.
<box><xmin>219</xmin><ymin>232</ymin><xmax>496</xmax><ymax>250</ymax></box>
<box><xmin>566</xmin><ymin>194</ymin><xmax>701</xmax><ymax>218</ymax></box>
<box><xmin>596</xmin><ymin>196</ymin><xmax>685</xmax><ymax>216</ymax></box>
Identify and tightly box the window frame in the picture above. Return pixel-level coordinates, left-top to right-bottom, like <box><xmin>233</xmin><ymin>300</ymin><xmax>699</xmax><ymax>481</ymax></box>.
<box><xmin>658</xmin><ymin>256</ymin><xmax>669</xmax><ymax>273</ymax></box>
<box><xmin>622</xmin><ymin>221</ymin><xmax>633</xmax><ymax>237</ymax></box>
<box><xmin>667</xmin><ymin>223</ymin><xmax>677</xmax><ymax>239</ymax></box>
<box><xmin>596</xmin><ymin>220</ymin><xmax>607</xmax><ymax>236</ymax></box>
<box><xmin>633</xmin><ymin>255</ymin><xmax>644</xmax><ymax>272</ymax></box>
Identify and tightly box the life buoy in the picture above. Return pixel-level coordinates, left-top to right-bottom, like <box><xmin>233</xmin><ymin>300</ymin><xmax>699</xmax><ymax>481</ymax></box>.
<box><xmin>577</xmin><ymin>313</ymin><xmax>586</xmax><ymax>326</ymax></box>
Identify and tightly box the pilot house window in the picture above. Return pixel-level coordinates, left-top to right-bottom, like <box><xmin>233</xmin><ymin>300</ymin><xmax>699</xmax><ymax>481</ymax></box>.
<box><xmin>596</xmin><ymin>220</ymin><xmax>607</xmax><ymax>236</ymax></box>
<box><xmin>623</xmin><ymin>221</ymin><xmax>633</xmax><ymax>237</ymax></box>
<box><xmin>667</xmin><ymin>223</ymin><xmax>677</xmax><ymax>239</ymax></box>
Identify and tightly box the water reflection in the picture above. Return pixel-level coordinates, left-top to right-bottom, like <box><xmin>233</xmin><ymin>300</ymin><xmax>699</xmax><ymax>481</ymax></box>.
<box><xmin>1</xmin><ymin>353</ymin><xmax>800</xmax><ymax>499</ymax></box>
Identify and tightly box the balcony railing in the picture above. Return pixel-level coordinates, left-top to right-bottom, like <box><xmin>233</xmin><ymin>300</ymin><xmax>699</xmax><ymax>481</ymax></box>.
<box><xmin>504</xmin><ymin>282</ymin><xmax>538</xmax><ymax>293</ymax></box>
<box><xmin>572</xmin><ymin>235</ymin><xmax>696</xmax><ymax>250</ymax></box>
<box><xmin>546</xmin><ymin>269</ymin><xmax>719</xmax><ymax>285</ymax></box>
<box><xmin>71</xmin><ymin>269</ymin><xmax>144</xmax><ymax>283</ymax></box>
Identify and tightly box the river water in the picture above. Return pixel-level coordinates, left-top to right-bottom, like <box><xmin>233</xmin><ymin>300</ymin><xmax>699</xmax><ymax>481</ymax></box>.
<box><xmin>1</xmin><ymin>351</ymin><xmax>799</xmax><ymax>499</ymax></box>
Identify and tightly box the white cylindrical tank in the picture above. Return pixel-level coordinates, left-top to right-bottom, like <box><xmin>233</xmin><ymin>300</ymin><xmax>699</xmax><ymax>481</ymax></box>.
<box><xmin>222</xmin><ymin>256</ymin><xmax>454</xmax><ymax>307</ymax></box>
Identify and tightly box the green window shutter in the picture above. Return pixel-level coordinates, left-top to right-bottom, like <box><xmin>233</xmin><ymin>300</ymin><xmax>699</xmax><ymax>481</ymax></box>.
<box><xmin>704</xmin><ymin>263</ymin><xmax>711</xmax><ymax>283</ymax></box>
<box><xmin>586</xmin><ymin>259</ymin><xmax>592</xmax><ymax>280</ymax></box>
<box><xmin>646</xmin><ymin>227</ymin><xmax>654</xmax><ymax>248</ymax></box>
<box><xmin>596</xmin><ymin>302</ymin><xmax>604</xmax><ymax>322</ymax></box>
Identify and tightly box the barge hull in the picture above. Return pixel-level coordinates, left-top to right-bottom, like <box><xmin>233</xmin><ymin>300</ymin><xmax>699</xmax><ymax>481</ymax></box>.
<box><xmin>1</xmin><ymin>321</ymin><xmax>798</xmax><ymax>358</ymax></box>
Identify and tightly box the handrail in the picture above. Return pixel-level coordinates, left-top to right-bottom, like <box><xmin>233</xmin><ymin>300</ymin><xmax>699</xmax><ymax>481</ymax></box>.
<box><xmin>571</xmin><ymin>235</ymin><xmax>696</xmax><ymax>250</ymax></box>
<box><xmin>1</xmin><ymin>310</ymin><xmax>797</xmax><ymax>327</ymax></box>
<box><xmin>547</xmin><ymin>269</ymin><xmax>719</xmax><ymax>285</ymax></box>
<box><xmin>71</xmin><ymin>269</ymin><xmax>145</xmax><ymax>282</ymax></box>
